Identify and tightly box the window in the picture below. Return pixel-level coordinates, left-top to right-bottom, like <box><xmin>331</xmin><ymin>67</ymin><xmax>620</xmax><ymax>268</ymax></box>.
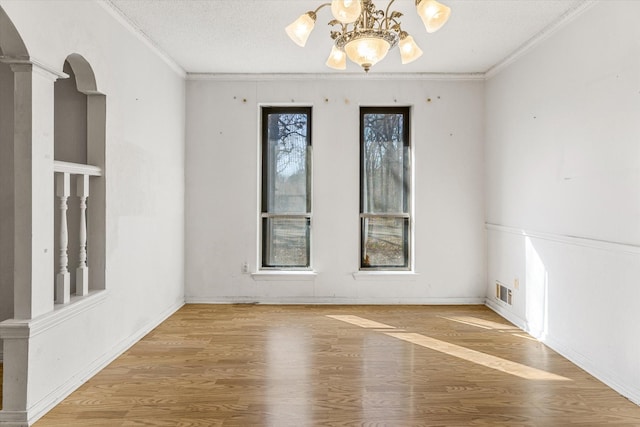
<box><xmin>360</xmin><ymin>107</ymin><xmax>411</xmax><ymax>270</ymax></box>
<box><xmin>261</xmin><ymin>107</ymin><xmax>312</xmax><ymax>269</ymax></box>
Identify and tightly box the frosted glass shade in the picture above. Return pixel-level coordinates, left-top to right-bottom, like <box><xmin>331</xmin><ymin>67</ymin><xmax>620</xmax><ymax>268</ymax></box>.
<box><xmin>344</xmin><ymin>37</ymin><xmax>390</xmax><ymax>71</ymax></box>
<box><xmin>416</xmin><ymin>0</ymin><xmax>451</xmax><ymax>33</ymax></box>
<box><xmin>326</xmin><ymin>45</ymin><xmax>347</xmax><ymax>70</ymax></box>
<box><xmin>331</xmin><ymin>0</ymin><xmax>362</xmax><ymax>24</ymax></box>
<box><xmin>398</xmin><ymin>35</ymin><xmax>423</xmax><ymax>64</ymax></box>
<box><xmin>285</xmin><ymin>13</ymin><xmax>316</xmax><ymax>47</ymax></box>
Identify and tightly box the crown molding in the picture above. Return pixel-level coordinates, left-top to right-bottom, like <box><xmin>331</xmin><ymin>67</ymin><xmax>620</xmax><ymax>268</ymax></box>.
<box><xmin>97</xmin><ymin>0</ymin><xmax>598</xmax><ymax>83</ymax></box>
<box><xmin>485</xmin><ymin>0</ymin><xmax>598</xmax><ymax>80</ymax></box>
<box><xmin>98</xmin><ymin>0</ymin><xmax>186</xmax><ymax>78</ymax></box>
<box><xmin>186</xmin><ymin>72</ymin><xmax>486</xmax><ymax>82</ymax></box>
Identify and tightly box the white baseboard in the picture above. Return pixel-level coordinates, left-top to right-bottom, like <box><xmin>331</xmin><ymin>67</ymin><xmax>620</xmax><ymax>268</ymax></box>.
<box><xmin>484</xmin><ymin>297</ymin><xmax>527</xmax><ymax>330</ymax></box>
<box><xmin>543</xmin><ymin>335</ymin><xmax>640</xmax><ymax>406</ymax></box>
<box><xmin>0</xmin><ymin>410</ymin><xmax>28</xmax><ymax>427</ymax></box>
<box><xmin>485</xmin><ymin>298</ymin><xmax>640</xmax><ymax>407</ymax></box>
<box><xmin>18</xmin><ymin>298</ymin><xmax>185</xmax><ymax>426</ymax></box>
<box><xmin>185</xmin><ymin>296</ymin><xmax>486</xmax><ymax>305</ymax></box>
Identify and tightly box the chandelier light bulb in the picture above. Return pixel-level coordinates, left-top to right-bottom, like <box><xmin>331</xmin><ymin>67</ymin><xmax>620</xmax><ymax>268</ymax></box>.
<box><xmin>326</xmin><ymin>45</ymin><xmax>347</xmax><ymax>70</ymax></box>
<box><xmin>331</xmin><ymin>0</ymin><xmax>363</xmax><ymax>24</ymax></box>
<box><xmin>285</xmin><ymin>12</ymin><xmax>317</xmax><ymax>47</ymax></box>
<box><xmin>416</xmin><ymin>0</ymin><xmax>451</xmax><ymax>33</ymax></box>
<box><xmin>398</xmin><ymin>34</ymin><xmax>423</xmax><ymax>64</ymax></box>
<box><xmin>345</xmin><ymin>37</ymin><xmax>391</xmax><ymax>72</ymax></box>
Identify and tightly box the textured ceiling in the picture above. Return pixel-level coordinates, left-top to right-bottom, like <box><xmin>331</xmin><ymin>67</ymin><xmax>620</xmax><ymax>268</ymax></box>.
<box><xmin>106</xmin><ymin>0</ymin><xmax>588</xmax><ymax>75</ymax></box>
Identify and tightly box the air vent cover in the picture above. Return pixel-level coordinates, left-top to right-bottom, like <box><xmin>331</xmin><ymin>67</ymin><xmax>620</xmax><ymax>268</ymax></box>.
<box><xmin>496</xmin><ymin>281</ymin><xmax>512</xmax><ymax>305</ymax></box>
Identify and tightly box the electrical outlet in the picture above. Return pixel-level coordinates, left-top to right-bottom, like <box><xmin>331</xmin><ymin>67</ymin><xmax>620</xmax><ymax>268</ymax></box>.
<box><xmin>241</xmin><ymin>262</ymin><xmax>249</xmax><ymax>274</ymax></box>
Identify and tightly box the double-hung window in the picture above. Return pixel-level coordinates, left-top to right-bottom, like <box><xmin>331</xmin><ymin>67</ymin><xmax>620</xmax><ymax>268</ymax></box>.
<box><xmin>360</xmin><ymin>107</ymin><xmax>411</xmax><ymax>270</ymax></box>
<box><xmin>261</xmin><ymin>107</ymin><xmax>312</xmax><ymax>269</ymax></box>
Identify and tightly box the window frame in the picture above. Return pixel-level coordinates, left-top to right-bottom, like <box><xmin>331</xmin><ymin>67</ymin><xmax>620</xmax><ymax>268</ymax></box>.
<box><xmin>260</xmin><ymin>106</ymin><xmax>313</xmax><ymax>270</ymax></box>
<box><xmin>359</xmin><ymin>106</ymin><xmax>412</xmax><ymax>271</ymax></box>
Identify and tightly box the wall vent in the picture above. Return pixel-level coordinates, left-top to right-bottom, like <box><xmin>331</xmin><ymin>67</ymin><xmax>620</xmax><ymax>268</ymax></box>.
<box><xmin>496</xmin><ymin>281</ymin><xmax>512</xmax><ymax>305</ymax></box>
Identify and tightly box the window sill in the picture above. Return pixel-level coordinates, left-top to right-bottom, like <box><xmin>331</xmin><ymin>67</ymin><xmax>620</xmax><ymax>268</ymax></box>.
<box><xmin>352</xmin><ymin>271</ymin><xmax>418</xmax><ymax>281</ymax></box>
<box><xmin>251</xmin><ymin>271</ymin><xmax>318</xmax><ymax>281</ymax></box>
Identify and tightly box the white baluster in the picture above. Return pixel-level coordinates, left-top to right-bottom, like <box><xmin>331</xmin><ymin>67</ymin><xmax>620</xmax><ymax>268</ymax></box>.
<box><xmin>55</xmin><ymin>172</ymin><xmax>71</xmax><ymax>304</ymax></box>
<box><xmin>76</xmin><ymin>174</ymin><xmax>89</xmax><ymax>296</ymax></box>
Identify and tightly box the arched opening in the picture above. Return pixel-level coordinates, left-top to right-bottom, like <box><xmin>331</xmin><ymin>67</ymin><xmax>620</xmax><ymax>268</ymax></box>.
<box><xmin>0</xmin><ymin>6</ymin><xmax>29</xmax><ymax>59</ymax></box>
<box><xmin>55</xmin><ymin>60</ymin><xmax>88</xmax><ymax>163</ymax></box>
<box><xmin>53</xmin><ymin>53</ymin><xmax>106</xmax><ymax>301</ymax></box>
<box><xmin>54</xmin><ymin>61</ymin><xmax>88</xmax><ymax>295</ymax></box>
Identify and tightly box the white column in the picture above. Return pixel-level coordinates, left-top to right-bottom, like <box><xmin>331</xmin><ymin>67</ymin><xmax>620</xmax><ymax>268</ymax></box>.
<box><xmin>76</xmin><ymin>174</ymin><xmax>89</xmax><ymax>296</ymax></box>
<box><xmin>55</xmin><ymin>172</ymin><xmax>70</xmax><ymax>304</ymax></box>
<box><xmin>1</xmin><ymin>56</ymin><xmax>67</xmax><ymax>426</ymax></box>
<box><xmin>11</xmin><ymin>62</ymin><xmax>62</xmax><ymax>319</ymax></box>
<box><xmin>0</xmin><ymin>326</ymin><xmax>30</xmax><ymax>417</ymax></box>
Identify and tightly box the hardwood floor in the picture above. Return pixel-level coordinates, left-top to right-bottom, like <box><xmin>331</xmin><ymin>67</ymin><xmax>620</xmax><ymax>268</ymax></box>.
<box><xmin>34</xmin><ymin>304</ymin><xmax>640</xmax><ymax>426</ymax></box>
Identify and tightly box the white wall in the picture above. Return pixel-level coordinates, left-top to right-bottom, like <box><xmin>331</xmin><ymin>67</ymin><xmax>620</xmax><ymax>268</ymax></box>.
<box><xmin>0</xmin><ymin>0</ymin><xmax>185</xmax><ymax>421</ymax></box>
<box><xmin>186</xmin><ymin>77</ymin><xmax>486</xmax><ymax>304</ymax></box>
<box><xmin>485</xmin><ymin>1</ymin><xmax>640</xmax><ymax>404</ymax></box>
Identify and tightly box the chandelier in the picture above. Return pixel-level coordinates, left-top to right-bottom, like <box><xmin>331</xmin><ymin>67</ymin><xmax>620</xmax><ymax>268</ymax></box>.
<box><xmin>285</xmin><ymin>0</ymin><xmax>451</xmax><ymax>72</ymax></box>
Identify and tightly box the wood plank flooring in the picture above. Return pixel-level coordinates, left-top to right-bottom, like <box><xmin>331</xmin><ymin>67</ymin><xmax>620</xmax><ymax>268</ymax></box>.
<box><xmin>34</xmin><ymin>305</ymin><xmax>640</xmax><ymax>426</ymax></box>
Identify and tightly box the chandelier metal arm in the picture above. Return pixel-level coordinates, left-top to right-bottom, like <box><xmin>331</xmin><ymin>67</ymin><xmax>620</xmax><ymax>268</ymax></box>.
<box><xmin>383</xmin><ymin>0</ymin><xmax>396</xmax><ymax>30</ymax></box>
<box><xmin>328</xmin><ymin>20</ymin><xmax>348</xmax><ymax>41</ymax></box>
<box><xmin>312</xmin><ymin>2</ymin><xmax>332</xmax><ymax>15</ymax></box>
<box><xmin>361</xmin><ymin>1</ymin><xmax>378</xmax><ymax>30</ymax></box>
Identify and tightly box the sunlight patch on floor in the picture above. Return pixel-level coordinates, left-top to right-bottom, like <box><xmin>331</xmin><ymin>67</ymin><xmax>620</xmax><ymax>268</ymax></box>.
<box><xmin>440</xmin><ymin>315</ymin><xmax>541</xmax><ymax>343</ymax></box>
<box><xmin>387</xmin><ymin>332</ymin><xmax>569</xmax><ymax>381</ymax></box>
<box><xmin>326</xmin><ymin>315</ymin><xmax>395</xmax><ymax>329</ymax></box>
<box><xmin>440</xmin><ymin>315</ymin><xmax>521</xmax><ymax>331</ymax></box>
<box><xmin>327</xmin><ymin>314</ymin><xmax>569</xmax><ymax>382</ymax></box>
<box><xmin>512</xmin><ymin>333</ymin><xmax>540</xmax><ymax>342</ymax></box>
